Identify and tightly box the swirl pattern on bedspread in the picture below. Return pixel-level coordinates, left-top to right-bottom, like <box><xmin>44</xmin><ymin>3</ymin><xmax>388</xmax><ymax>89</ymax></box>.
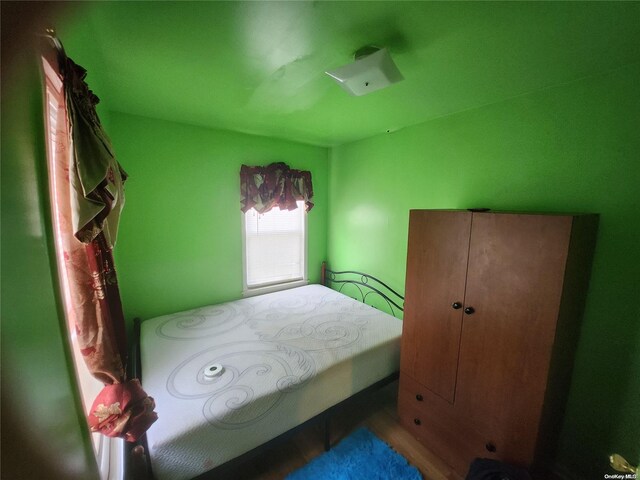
<box><xmin>154</xmin><ymin>302</ymin><xmax>254</xmax><ymax>339</ymax></box>
<box><xmin>147</xmin><ymin>287</ymin><xmax>381</xmax><ymax>429</ymax></box>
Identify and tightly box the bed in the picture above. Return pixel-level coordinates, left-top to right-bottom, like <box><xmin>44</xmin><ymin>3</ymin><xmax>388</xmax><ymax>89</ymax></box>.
<box><xmin>128</xmin><ymin>264</ymin><xmax>404</xmax><ymax>480</ymax></box>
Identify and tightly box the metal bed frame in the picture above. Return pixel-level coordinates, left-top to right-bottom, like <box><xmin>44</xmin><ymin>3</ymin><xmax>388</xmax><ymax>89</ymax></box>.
<box><xmin>321</xmin><ymin>262</ymin><xmax>404</xmax><ymax>318</ymax></box>
<box><xmin>125</xmin><ymin>262</ymin><xmax>404</xmax><ymax>480</ymax></box>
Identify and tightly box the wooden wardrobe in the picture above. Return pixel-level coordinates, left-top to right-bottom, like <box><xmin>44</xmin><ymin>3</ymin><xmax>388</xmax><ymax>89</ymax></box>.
<box><xmin>398</xmin><ymin>210</ymin><xmax>598</xmax><ymax>477</ymax></box>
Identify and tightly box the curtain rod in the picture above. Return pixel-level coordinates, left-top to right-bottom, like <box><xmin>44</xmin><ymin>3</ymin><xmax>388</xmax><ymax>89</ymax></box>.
<box><xmin>37</xmin><ymin>27</ymin><xmax>67</xmax><ymax>58</ymax></box>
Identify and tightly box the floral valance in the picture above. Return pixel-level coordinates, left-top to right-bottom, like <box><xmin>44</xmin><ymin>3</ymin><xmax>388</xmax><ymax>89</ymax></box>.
<box><xmin>240</xmin><ymin>162</ymin><xmax>314</xmax><ymax>214</ymax></box>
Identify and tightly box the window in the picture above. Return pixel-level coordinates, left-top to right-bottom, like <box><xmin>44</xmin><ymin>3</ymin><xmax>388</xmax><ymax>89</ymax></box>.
<box><xmin>42</xmin><ymin>48</ymin><xmax>123</xmax><ymax>480</ymax></box>
<box><xmin>243</xmin><ymin>200</ymin><xmax>307</xmax><ymax>295</ymax></box>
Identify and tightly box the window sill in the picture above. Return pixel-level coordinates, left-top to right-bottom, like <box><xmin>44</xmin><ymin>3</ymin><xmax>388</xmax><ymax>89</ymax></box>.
<box><xmin>243</xmin><ymin>279</ymin><xmax>309</xmax><ymax>298</ymax></box>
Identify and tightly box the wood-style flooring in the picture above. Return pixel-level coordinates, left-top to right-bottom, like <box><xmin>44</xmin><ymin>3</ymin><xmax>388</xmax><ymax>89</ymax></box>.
<box><xmin>224</xmin><ymin>380</ymin><xmax>463</xmax><ymax>480</ymax></box>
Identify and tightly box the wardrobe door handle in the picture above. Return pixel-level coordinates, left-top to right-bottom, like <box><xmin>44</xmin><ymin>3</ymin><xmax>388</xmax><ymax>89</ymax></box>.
<box><xmin>414</xmin><ymin>418</ymin><xmax>421</xmax><ymax>426</ymax></box>
<box><xmin>416</xmin><ymin>394</ymin><xmax>423</xmax><ymax>402</ymax></box>
<box><xmin>485</xmin><ymin>442</ymin><xmax>497</xmax><ymax>453</ymax></box>
<box><xmin>464</xmin><ymin>307</ymin><xmax>475</xmax><ymax>315</ymax></box>
<box><xmin>452</xmin><ymin>302</ymin><xmax>462</xmax><ymax>310</ymax></box>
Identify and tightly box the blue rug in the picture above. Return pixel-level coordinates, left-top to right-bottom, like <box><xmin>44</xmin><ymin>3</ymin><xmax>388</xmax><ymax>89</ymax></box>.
<box><xmin>286</xmin><ymin>428</ymin><xmax>422</xmax><ymax>480</ymax></box>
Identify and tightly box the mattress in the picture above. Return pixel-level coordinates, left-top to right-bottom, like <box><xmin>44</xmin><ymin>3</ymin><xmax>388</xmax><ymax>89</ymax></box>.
<box><xmin>140</xmin><ymin>284</ymin><xmax>402</xmax><ymax>480</ymax></box>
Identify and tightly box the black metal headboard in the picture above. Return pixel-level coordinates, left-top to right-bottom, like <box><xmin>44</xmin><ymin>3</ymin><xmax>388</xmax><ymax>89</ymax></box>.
<box><xmin>321</xmin><ymin>262</ymin><xmax>404</xmax><ymax>318</ymax></box>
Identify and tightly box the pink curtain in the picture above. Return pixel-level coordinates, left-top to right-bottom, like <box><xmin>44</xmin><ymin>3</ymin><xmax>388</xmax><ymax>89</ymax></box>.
<box><xmin>44</xmin><ymin>43</ymin><xmax>156</xmax><ymax>442</ymax></box>
<box><xmin>240</xmin><ymin>162</ymin><xmax>314</xmax><ymax>214</ymax></box>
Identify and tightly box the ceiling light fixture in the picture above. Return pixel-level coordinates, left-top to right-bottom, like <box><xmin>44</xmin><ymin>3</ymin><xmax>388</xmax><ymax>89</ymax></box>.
<box><xmin>325</xmin><ymin>46</ymin><xmax>404</xmax><ymax>96</ymax></box>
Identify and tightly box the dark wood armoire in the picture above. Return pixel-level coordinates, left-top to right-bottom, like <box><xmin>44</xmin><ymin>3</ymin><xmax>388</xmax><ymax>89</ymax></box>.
<box><xmin>398</xmin><ymin>210</ymin><xmax>598</xmax><ymax>477</ymax></box>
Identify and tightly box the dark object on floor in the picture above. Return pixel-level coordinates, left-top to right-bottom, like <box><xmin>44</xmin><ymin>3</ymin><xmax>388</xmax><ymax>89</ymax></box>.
<box><xmin>466</xmin><ymin>458</ymin><xmax>532</xmax><ymax>480</ymax></box>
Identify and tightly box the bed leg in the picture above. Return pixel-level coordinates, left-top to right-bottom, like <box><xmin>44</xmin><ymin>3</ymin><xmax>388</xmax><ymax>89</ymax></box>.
<box><xmin>324</xmin><ymin>416</ymin><xmax>331</xmax><ymax>451</ymax></box>
<box><xmin>126</xmin><ymin>444</ymin><xmax>150</xmax><ymax>480</ymax></box>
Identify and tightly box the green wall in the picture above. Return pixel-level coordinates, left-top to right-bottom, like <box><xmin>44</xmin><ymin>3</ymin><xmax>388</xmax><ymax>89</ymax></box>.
<box><xmin>4</xmin><ymin>2</ymin><xmax>636</xmax><ymax>477</ymax></box>
<box><xmin>327</xmin><ymin>62</ymin><xmax>640</xmax><ymax>477</ymax></box>
<box><xmin>108</xmin><ymin>111</ymin><xmax>328</xmax><ymax>323</ymax></box>
<box><xmin>0</xmin><ymin>6</ymin><xmax>98</xmax><ymax>477</ymax></box>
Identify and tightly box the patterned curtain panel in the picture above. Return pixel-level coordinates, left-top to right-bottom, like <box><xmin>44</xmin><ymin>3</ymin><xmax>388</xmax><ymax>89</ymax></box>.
<box><xmin>240</xmin><ymin>162</ymin><xmax>314</xmax><ymax>214</ymax></box>
<box><xmin>48</xmin><ymin>47</ymin><xmax>157</xmax><ymax>442</ymax></box>
<box><xmin>63</xmin><ymin>57</ymin><xmax>127</xmax><ymax>248</ymax></box>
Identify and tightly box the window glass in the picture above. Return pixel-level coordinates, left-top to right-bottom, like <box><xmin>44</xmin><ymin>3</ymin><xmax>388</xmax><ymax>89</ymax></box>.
<box><xmin>244</xmin><ymin>200</ymin><xmax>307</xmax><ymax>291</ymax></box>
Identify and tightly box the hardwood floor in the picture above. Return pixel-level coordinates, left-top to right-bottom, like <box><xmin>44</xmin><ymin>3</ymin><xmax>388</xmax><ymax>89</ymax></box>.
<box><xmin>224</xmin><ymin>380</ymin><xmax>463</xmax><ymax>480</ymax></box>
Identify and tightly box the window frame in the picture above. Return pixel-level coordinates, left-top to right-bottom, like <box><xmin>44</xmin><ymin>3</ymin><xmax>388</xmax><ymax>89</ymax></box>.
<box><xmin>241</xmin><ymin>201</ymin><xmax>309</xmax><ymax>297</ymax></box>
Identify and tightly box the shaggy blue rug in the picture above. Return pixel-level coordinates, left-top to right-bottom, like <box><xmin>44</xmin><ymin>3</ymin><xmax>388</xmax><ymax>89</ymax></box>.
<box><xmin>286</xmin><ymin>428</ymin><xmax>422</xmax><ymax>480</ymax></box>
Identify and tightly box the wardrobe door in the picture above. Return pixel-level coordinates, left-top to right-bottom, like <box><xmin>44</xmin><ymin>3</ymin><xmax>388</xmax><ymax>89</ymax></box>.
<box><xmin>455</xmin><ymin>213</ymin><xmax>573</xmax><ymax>462</ymax></box>
<box><xmin>401</xmin><ymin>210</ymin><xmax>472</xmax><ymax>403</ymax></box>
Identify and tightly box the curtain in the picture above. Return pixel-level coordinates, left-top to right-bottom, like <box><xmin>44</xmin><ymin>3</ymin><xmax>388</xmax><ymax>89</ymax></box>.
<box><xmin>240</xmin><ymin>162</ymin><xmax>314</xmax><ymax>214</ymax></box>
<box><xmin>48</xmin><ymin>49</ymin><xmax>156</xmax><ymax>442</ymax></box>
<box><xmin>63</xmin><ymin>57</ymin><xmax>127</xmax><ymax>248</ymax></box>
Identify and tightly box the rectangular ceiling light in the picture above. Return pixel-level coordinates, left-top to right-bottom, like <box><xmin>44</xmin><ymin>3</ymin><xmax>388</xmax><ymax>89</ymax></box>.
<box><xmin>325</xmin><ymin>48</ymin><xmax>404</xmax><ymax>96</ymax></box>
